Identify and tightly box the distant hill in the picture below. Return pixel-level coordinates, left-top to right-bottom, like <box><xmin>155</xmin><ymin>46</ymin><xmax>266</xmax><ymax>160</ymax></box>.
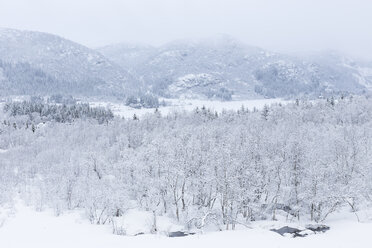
<box><xmin>0</xmin><ymin>28</ymin><xmax>137</xmax><ymax>97</ymax></box>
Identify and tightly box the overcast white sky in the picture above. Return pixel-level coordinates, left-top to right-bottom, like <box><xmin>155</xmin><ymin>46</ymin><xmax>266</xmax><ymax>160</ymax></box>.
<box><xmin>0</xmin><ymin>0</ymin><xmax>371</xmax><ymax>58</ymax></box>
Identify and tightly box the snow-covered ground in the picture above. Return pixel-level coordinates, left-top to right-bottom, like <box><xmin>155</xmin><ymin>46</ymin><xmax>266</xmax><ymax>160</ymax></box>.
<box><xmin>1</xmin><ymin>202</ymin><xmax>372</xmax><ymax>248</ymax></box>
<box><xmin>90</xmin><ymin>98</ymin><xmax>287</xmax><ymax>118</ymax></box>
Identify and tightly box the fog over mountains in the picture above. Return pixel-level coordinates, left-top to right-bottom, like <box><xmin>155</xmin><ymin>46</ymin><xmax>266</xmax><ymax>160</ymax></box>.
<box><xmin>1</xmin><ymin>28</ymin><xmax>371</xmax><ymax>100</ymax></box>
<box><xmin>99</xmin><ymin>35</ymin><xmax>372</xmax><ymax>100</ymax></box>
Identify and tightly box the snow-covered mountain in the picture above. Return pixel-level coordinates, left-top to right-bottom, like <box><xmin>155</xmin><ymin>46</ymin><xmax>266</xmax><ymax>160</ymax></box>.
<box><xmin>1</xmin><ymin>28</ymin><xmax>370</xmax><ymax>100</ymax></box>
<box><xmin>99</xmin><ymin>35</ymin><xmax>372</xmax><ymax>100</ymax></box>
<box><xmin>0</xmin><ymin>28</ymin><xmax>136</xmax><ymax>97</ymax></box>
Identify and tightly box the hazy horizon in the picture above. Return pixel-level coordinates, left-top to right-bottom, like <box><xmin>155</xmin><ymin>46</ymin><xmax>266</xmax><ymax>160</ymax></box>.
<box><xmin>0</xmin><ymin>0</ymin><xmax>372</xmax><ymax>59</ymax></box>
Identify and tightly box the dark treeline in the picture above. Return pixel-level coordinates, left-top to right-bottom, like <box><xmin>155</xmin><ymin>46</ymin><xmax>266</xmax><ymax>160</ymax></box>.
<box><xmin>3</xmin><ymin>101</ymin><xmax>114</xmax><ymax>125</ymax></box>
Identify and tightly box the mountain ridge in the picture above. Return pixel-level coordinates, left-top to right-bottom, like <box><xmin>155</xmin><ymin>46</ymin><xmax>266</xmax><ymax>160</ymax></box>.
<box><xmin>99</xmin><ymin>36</ymin><xmax>372</xmax><ymax>100</ymax></box>
<box><xmin>0</xmin><ymin>28</ymin><xmax>371</xmax><ymax>100</ymax></box>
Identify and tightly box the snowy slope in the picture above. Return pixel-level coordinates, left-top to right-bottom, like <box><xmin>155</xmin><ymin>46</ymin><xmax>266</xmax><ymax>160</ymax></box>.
<box><xmin>1</xmin><ymin>202</ymin><xmax>372</xmax><ymax>248</ymax></box>
<box><xmin>0</xmin><ymin>28</ymin><xmax>137</xmax><ymax>96</ymax></box>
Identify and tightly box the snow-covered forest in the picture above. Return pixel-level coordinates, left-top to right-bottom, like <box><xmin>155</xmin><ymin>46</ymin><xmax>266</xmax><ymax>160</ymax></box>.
<box><xmin>2</xmin><ymin>1</ymin><xmax>372</xmax><ymax>246</ymax></box>
<box><xmin>1</xmin><ymin>95</ymin><xmax>371</xmax><ymax>232</ymax></box>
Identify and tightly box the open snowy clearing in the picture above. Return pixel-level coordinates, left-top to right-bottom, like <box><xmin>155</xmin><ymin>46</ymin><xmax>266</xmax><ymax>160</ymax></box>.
<box><xmin>1</xmin><ymin>203</ymin><xmax>372</xmax><ymax>248</ymax></box>
<box><xmin>89</xmin><ymin>98</ymin><xmax>287</xmax><ymax>118</ymax></box>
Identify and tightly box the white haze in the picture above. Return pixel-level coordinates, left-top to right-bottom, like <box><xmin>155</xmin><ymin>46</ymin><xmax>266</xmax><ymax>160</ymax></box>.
<box><xmin>0</xmin><ymin>0</ymin><xmax>371</xmax><ymax>59</ymax></box>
